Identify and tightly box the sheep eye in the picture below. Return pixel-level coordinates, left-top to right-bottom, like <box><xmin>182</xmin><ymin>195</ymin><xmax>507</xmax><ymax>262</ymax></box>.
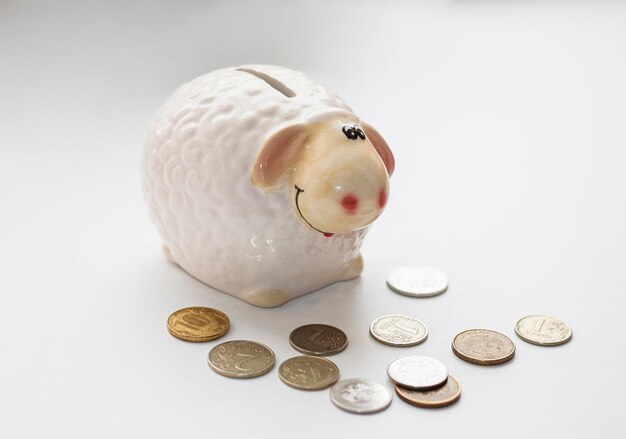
<box><xmin>342</xmin><ymin>125</ymin><xmax>366</xmax><ymax>141</ymax></box>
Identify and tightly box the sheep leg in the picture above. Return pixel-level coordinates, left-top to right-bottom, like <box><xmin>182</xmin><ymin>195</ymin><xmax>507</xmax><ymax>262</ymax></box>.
<box><xmin>340</xmin><ymin>253</ymin><xmax>364</xmax><ymax>281</ymax></box>
<box><xmin>162</xmin><ymin>245</ymin><xmax>178</xmax><ymax>265</ymax></box>
<box><xmin>242</xmin><ymin>288</ymin><xmax>291</xmax><ymax>308</ymax></box>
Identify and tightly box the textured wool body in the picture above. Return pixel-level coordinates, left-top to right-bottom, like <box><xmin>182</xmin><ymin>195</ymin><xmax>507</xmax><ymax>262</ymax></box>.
<box><xmin>141</xmin><ymin>65</ymin><xmax>368</xmax><ymax>305</ymax></box>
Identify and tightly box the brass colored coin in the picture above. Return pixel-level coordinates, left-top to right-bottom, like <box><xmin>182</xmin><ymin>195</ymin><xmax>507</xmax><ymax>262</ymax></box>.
<box><xmin>514</xmin><ymin>315</ymin><xmax>572</xmax><ymax>346</ymax></box>
<box><xmin>395</xmin><ymin>375</ymin><xmax>462</xmax><ymax>408</ymax></box>
<box><xmin>167</xmin><ymin>306</ymin><xmax>230</xmax><ymax>342</ymax></box>
<box><xmin>452</xmin><ymin>329</ymin><xmax>515</xmax><ymax>366</ymax></box>
<box><xmin>208</xmin><ymin>340</ymin><xmax>275</xmax><ymax>378</ymax></box>
<box><xmin>370</xmin><ymin>315</ymin><xmax>428</xmax><ymax>347</ymax></box>
<box><xmin>278</xmin><ymin>355</ymin><xmax>340</xmax><ymax>390</ymax></box>
<box><xmin>289</xmin><ymin>324</ymin><xmax>348</xmax><ymax>356</ymax></box>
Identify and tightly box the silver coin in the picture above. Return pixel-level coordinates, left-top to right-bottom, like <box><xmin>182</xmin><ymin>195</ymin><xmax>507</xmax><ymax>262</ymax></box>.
<box><xmin>387</xmin><ymin>355</ymin><xmax>448</xmax><ymax>390</ymax></box>
<box><xmin>208</xmin><ymin>340</ymin><xmax>275</xmax><ymax>378</ymax></box>
<box><xmin>370</xmin><ymin>315</ymin><xmax>428</xmax><ymax>347</ymax></box>
<box><xmin>330</xmin><ymin>378</ymin><xmax>392</xmax><ymax>414</ymax></box>
<box><xmin>514</xmin><ymin>315</ymin><xmax>572</xmax><ymax>346</ymax></box>
<box><xmin>387</xmin><ymin>265</ymin><xmax>448</xmax><ymax>297</ymax></box>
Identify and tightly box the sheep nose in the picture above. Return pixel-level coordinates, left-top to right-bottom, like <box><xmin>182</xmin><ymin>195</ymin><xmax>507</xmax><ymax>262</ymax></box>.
<box><xmin>341</xmin><ymin>194</ymin><xmax>359</xmax><ymax>215</ymax></box>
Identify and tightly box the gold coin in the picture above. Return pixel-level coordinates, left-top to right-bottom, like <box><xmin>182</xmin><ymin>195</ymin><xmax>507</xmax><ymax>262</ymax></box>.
<box><xmin>278</xmin><ymin>355</ymin><xmax>340</xmax><ymax>390</ymax></box>
<box><xmin>208</xmin><ymin>340</ymin><xmax>275</xmax><ymax>378</ymax></box>
<box><xmin>514</xmin><ymin>315</ymin><xmax>572</xmax><ymax>346</ymax></box>
<box><xmin>452</xmin><ymin>329</ymin><xmax>515</xmax><ymax>366</ymax></box>
<box><xmin>167</xmin><ymin>306</ymin><xmax>230</xmax><ymax>342</ymax></box>
<box><xmin>289</xmin><ymin>324</ymin><xmax>348</xmax><ymax>356</ymax></box>
<box><xmin>395</xmin><ymin>375</ymin><xmax>462</xmax><ymax>408</ymax></box>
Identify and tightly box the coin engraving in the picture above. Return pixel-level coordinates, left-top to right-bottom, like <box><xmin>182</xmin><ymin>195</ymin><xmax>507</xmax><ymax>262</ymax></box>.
<box><xmin>167</xmin><ymin>307</ymin><xmax>230</xmax><ymax>342</ymax></box>
<box><xmin>330</xmin><ymin>378</ymin><xmax>392</xmax><ymax>414</ymax></box>
<box><xmin>395</xmin><ymin>375</ymin><xmax>462</xmax><ymax>408</ymax></box>
<box><xmin>370</xmin><ymin>315</ymin><xmax>428</xmax><ymax>346</ymax></box>
<box><xmin>515</xmin><ymin>315</ymin><xmax>572</xmax><ymax>346</ymax></box>
<box><xmin>387</xmin><ymin>356</ymin><xmax>448</xmax><ymax>390</ymax></box>
<box><xmin>387</xmin><ymin>265</ymin><xmax>448</xmax><ymax>297</ymax></box>
<box><xmin>452</xmin><ymin>329</ymin><xmax>515</xmax><ymax>365</ymax></box>
<box><xmin>208</xmin><ymin>340</ymin><xmax>275</xmax><ymax>378</ymax></box>
<box><xmin>289</xmin><ymin>324</ymin><xmax>348</xmax><ymax>356</ymax></box>
<box><xmin>279</xmin><ymin>356</ymin><xmax>340</xmax><ymax>390</ymax></box>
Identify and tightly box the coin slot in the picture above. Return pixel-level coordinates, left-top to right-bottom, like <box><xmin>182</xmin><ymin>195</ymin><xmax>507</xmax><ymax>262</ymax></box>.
<box><xmin>237</xmin><ymin>68</ymin><xmax>296</xmax><ymax>98</ymax></box>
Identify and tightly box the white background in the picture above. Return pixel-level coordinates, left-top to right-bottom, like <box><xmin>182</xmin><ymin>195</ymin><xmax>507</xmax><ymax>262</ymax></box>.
<box><xmin>1</xmin><ymin>1</ymin><xmax>625</xmax><ymax>437</ymax></box>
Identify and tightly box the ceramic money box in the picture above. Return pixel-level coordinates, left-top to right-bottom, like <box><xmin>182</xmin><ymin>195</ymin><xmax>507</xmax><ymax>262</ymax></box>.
<box><xmin>141</xmin><ymin>65</ymin><xmax>394</xmax><ymax>307</ymax></box>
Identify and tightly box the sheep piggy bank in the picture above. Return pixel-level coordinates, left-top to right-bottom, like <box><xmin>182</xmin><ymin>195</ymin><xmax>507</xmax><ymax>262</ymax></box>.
<box><xmin>141</xmin><ymin>65</ymin><xmax>394</xmax><ymax>307</ymax></box>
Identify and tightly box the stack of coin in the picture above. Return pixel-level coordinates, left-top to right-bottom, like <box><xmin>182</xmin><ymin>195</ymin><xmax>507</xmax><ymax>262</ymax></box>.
<box><xmin>165</xmin><ymin>291</ymin><xmax>573</xmax><ymax>414</ymax></box>
<box><xmin>388</xmin><ymin>355</ymin><xmax>461</xmax><ymax>408</ymax></box>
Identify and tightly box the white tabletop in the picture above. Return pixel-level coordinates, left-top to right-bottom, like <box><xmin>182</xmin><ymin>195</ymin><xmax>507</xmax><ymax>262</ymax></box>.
<box><xmin>2</xmin><ymin>1</ymin><xmax>625</xmax><ymax>437</ymax></box>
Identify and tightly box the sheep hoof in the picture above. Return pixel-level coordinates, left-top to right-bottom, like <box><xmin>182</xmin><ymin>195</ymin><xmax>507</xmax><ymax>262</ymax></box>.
<box><xmin>244</xmin><ymin>288</ymin><xmax>290</xmax><ymax>308</ymax></box>
<box><xmin>162</xmin><ymin>245</ymin><xmax>177</xmax><ymax>264</ymax></box>
<box><xmin>341</xmin><ymin>254</ymin><xmax>364</xmax><ymax>280</ymax></box>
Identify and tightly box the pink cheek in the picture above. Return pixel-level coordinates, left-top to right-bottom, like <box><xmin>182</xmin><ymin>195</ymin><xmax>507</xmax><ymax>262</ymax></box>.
<box><xmin>341</xmin><ymin>195</ymin><xmax>359</xmax><ymax>215</ymax></box>
<box><xmin>378</xmin><ymin>188</ymin><xmax>387</xmax><ymax>209</ymax></box>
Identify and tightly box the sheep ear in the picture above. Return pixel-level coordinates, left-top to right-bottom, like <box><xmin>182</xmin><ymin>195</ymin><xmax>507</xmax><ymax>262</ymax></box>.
<box><xmin>362</xmin><ymin>121</ymin><xmax>395</xmax><ymax>177</ymax></box>
<box><xmin>252</xmin><ymin>124</ymin><xmax>309</xmax><ymax>190</ymax></box>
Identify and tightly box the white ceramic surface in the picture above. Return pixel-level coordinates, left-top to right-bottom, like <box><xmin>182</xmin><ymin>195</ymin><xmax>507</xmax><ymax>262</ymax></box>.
<box><xmin>141</xmin><ymin>65</ymin><xmax>394</xmax><ymax>307</ymax></box>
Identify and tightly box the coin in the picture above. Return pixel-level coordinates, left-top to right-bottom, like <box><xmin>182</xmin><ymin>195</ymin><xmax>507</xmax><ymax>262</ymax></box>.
<box><xmin>452</xmin><ymin>329</ymin><xmax>515</xmax><ymax>366</ymax></box>
<box><xmin>395</xmin><ymin>374</ymin><xmax>462</xmax><ymax>408</ymax></box>
<box><xmin>387</xmin><ymin>355</ymin><xmax>448</xmax><ymax>390</ymax></box>
<box><xmin>208</xmin><ymin>340</ymin><xmax>275</xmax><ymax>378</ymax></box>
<box><xmin>289</xmin><ymin>324</ymin><xmax>348</xmax><ymax>356</ymax></box>
<box><xmin>167</xmin><ymin>306</ymin><xmax>230</xmax><ymax>342</ymax></box>
<box><xmin>278</xmin><ymin>355</ymin><xmax>340</xmax><ymax>390</ymax></box>
<box><xmin>370</xmin><ymin>315</ymin><xmax>428</xmax><ymax>347</ymax></box>
<box><xmin>515</xmin><ymin>315</ymin><xmax>572</xmax><ymax>346</ymax></box>
<box><xmin>386</xmin><ymin>265</ymin><xmax>448</xmax><ymax>297</ymax></box>
<box><xmin>330</xmin><ymin>378</ymin><xmax>392</xmax><ymax>414</ymax></box>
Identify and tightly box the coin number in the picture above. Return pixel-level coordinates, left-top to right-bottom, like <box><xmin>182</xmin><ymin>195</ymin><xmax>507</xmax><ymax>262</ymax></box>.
<box><xmin>309</xmin><ymin>367</ymin><xmax>321</xmax><ymax>383</ymax></box>
<box><xmin>176</xmin><ymin>313</ymin><xmax>211</xmax><ymax>330</ymax></box>
<box><xmin>532</xmin><ymin>319</ymin><xmax>546</xmax><ymax>333</ymax></box>
<box><xmin>392</xmin><ymin>320</ymin><xmax>419</xmax><ymax>335</ymax></box>
<box><xmin>308</xmin><ymin>328</ymin><xmax>326</xmax><ymax>342</ymax></box>
<box><xmin>234</xmin><ymin>353</ymin><xmax>260</xmax><ymax>371</ymax></box>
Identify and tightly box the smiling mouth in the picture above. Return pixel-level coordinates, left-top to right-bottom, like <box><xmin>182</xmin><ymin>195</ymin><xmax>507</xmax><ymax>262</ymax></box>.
<box><xmin>294</xmin><ymin>185</ymin><xmax>334</xmax><ymax>237</ymax></box>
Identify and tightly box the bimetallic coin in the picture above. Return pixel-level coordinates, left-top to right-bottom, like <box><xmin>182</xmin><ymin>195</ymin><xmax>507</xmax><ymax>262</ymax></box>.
<box><xmin>289</xmin><ymin>324</ymin><xmax>348</xmax><ymax>356</ymax></box>
<box><xmin>452</xmin><ymin>329</ymin><xmax>515</xmax><ymax>366</ymax></box>
<box><xmin>515</xmin><ymin>315</ymin><xmax>572</xmax><ymax>346</ymax></box>
<box><xmin>278</xmin><ymin>355</ymin><xmax>340</xmax><ymax>390</ymax></box>
<box><xmin>387</xmin><ymin>265</ymin><xmax>448</xmax><ymax>297</ymax></box>
<box><xmin>330</xmin><ymin>378</ymin><xmax>392</xmax><ymax>414</ymax></box>
<box><xmin>387</xmin><ymin>356</ymin><xmax>448</xmax><ymax>390</ymax></box>
<box><xmin>167</xmin><ymin>306</ymin><xmax>230</xmax><ymax>342</ymax></box>
<box><xmin>395</xmin><ymin>375</ymin><xmax>462</xmax><ymax>408</ymax></box>
<box><xmin>208</xmin><ymin>340</ymin><xmax>275</xmax><ymax>378</ymax></box>
<box><xmin>370</xmin><ymin>315</ymin><xmax>428</xmax><ymax>347</ymax></box>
